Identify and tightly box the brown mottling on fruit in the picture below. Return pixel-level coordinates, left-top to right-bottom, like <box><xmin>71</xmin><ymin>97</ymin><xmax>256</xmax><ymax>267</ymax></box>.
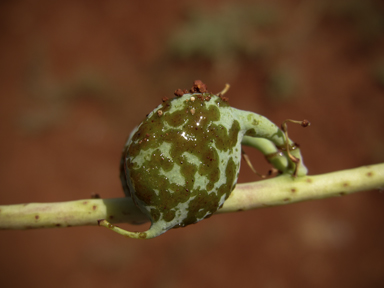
<box><xmin>55</xmin><ymin>224</ymin><xmax>61</xmax><ymax>227</ymax></box>
<box><xmin>139</xmin><ymin>232</ymin><xmax>147</xmax><ymax>239</ymax></box>
<box><xmin>82</xmin><ymin>201</ymin><xmax>88</xmax><ymax>205</ymax></box>
<box><xmin>284</xmin><ymin>198</ymin><xmax>291</xmax><ymax>202</ymax></box>
<box><xmin>342</xmin><ymin>182</ymin><xmax>349</xmax><ymax>187</ymax></box>
<box><xmin>291</xmin><ymin>188</ymin><xmax>297</xmax><ymax>193</ymax></box>
<box><xmin>366</xmin><ymin>171</ymin><xmax>373</xmax><ymax>177</ymax></box>
<box><xmin>162</xmin><ymin>96</ymin><xmax>169</xmax><ymax>102</ymax></box>
<box><xmin>109</xmin><ymin>215</ymin><xmax>114</xmax><ymax>220</ymax></box>
<box><xmin>306</xmin><ymin>178</ymin><xmax>313</xmax><ymax>183</ymax></box>
<box><xmin>339</xmin><ymin>192</ymin><xmax>346</xmax><ymax>196</ymax></box>
<box><xmin>92</xmin><ymin>205</ymin><xmax>97</xmax><ymax>210</ymax></box>
<box><xmin>35</xmin><ymin>215</ymin><xmax>39</xmax><ymax>220</ymax></box>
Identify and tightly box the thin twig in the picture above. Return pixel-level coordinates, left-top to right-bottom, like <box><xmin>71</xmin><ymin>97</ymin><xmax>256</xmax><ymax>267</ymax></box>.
<box><xmin>0</xmin><ymin>163</ymin><xmax>383</xmax><ymax>230</ymax></box>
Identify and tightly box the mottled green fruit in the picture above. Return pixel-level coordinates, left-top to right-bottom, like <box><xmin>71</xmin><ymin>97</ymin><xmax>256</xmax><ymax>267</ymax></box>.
<box><xmin>120</xmin><ymin>92</ymin><xmax>241</xmax><ymax>237</ymax></box>
<box><xmin>111</xmin><ymin>84</ymin><xmax>307</xmax><ymax>239</ymax></box>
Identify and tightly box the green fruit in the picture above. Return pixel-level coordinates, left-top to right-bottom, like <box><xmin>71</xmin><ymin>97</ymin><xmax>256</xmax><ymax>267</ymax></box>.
<box><xmin>101</xmin><ymin>81</ymin><xmax>307</xmax><ymax>239</ymax></box>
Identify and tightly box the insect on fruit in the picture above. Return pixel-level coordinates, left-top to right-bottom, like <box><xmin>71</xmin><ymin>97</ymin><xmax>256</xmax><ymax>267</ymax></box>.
<box><xmin>98</xmin><ymin>80</ymin><xmax>308</xmax><ymax>239</ymax></box>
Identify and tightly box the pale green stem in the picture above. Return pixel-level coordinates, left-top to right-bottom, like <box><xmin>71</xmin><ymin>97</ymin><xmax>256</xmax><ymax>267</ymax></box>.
<box><xmin>0</xmin><ymin>163</ymin><xmax>383</xmax><ymax>230</ymax></box>
<box><xmin>219</xmin><ymin>163</ymin><xmax>384</xmax><ymax>213</ymax></box>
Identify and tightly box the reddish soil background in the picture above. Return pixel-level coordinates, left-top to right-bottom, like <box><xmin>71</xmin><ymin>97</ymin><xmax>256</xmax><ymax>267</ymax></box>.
<box><xmin>1</xmin><ymin>1</ymin><xmax>384</xmax><ymax>288</ymax></box>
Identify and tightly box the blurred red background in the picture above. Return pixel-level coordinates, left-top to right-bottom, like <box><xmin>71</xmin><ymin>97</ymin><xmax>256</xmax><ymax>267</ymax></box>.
<box><xmin>1</xmin><ymin>1</ymin><xmax>384</xmax><ymax>287</ymax></box>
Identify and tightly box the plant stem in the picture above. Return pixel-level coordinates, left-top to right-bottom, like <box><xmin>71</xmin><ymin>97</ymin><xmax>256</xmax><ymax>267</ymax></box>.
<box><xmin>0</xmin><ymin>163</ymin><xmax>383</xmax><ymax>230</ymax></box>
<box><xmin>218</xmin><ymin>163</ymin><xmax>384</xmax><ymax>213</ymax></box>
